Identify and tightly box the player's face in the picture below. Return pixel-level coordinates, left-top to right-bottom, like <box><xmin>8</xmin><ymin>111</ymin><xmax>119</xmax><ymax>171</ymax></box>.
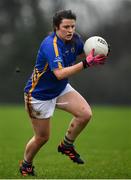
<box><xmin>56</xmin><ymin>19</ymin><xmax>76</xmax><ymax>41</ymax></box>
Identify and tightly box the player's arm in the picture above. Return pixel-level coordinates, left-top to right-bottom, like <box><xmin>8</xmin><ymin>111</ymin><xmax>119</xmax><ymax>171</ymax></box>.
<box><xmin>53</xmin><ymin>49</ymin><xmax>107</xmax><ymax>80</ymax></box>
<box><xmin>53</xmin><ymin>51</ymin><xmax>86</xmax><ymax>80</ymax></box>
<box><xmin>53</xmin><ymin>61</ymin><xmax>84</xmax><ymax>80</ymax></box>
<box><xmin>53</xmin><ymin>53</ymin><xmax>86</xmax><ymax>80</ymax></box>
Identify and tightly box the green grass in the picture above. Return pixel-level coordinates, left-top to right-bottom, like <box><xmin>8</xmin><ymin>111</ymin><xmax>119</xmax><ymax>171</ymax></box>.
<box><xmin>0</xmin><ymin>105</ymin><xmax>131</xmax><ymax>179</ymax></box>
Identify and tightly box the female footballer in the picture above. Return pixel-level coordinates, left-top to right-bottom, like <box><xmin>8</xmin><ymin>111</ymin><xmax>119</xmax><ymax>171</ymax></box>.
<box><xmin>19</xmin><ymin>9</ymin><xmax>107</xmax><ymax>176</ymax></box>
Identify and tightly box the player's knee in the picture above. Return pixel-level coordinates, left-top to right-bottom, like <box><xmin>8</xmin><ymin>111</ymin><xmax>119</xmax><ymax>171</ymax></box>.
<box><xmin>86</xmin><ymin>108</ymin><xmax>92</xmax><ymax>121</ymax></box>
<box><xmin>79</xmin><ymin>107</ymin><xmax>92</xmax><ymax>124</ymax></box>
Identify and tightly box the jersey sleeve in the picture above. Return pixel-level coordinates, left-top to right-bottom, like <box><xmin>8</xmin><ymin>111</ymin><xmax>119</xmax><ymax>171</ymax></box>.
<box><xmin>41</xmin><ymin>39</ymin><xmax>64</xmax><ymax>71</ymax></box>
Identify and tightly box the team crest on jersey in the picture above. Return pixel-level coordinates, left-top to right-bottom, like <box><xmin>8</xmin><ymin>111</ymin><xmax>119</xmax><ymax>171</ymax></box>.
<box><xmin>71</xmin><ymin>47</ymin><xmax>75</xmax><ymax>53</ymax></box>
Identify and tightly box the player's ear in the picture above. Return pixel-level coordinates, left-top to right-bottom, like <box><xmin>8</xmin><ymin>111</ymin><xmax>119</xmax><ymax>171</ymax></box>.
<box><xmin>53</xmin><ymin>25</ymin><xmax>58</xmax><ymax>32</ymax></box>
<box><xmin>55</xmin><ymin>26</ymin><xmax>59</xmax><ymax>31</ymax></box>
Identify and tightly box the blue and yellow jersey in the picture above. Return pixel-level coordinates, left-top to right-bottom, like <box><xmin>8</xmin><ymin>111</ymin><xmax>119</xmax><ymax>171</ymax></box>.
<box><xmin>24</xmin><ymin>32</ymin><xmax>84</xmax><ymax>100</ymax></box>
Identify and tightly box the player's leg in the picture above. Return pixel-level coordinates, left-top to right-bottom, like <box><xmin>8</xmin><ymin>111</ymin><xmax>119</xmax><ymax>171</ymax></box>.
<box><xmin>56</xmin><ymin>89</ymin><xmax>92</xmax><ymax>164</ymax></box>
<box><xmin>57</xmin><ymin>90</ymin><xmax>92</xmax><ymax>140</ymax></box>
<box><xmin>20</xmin><ymin>95</ymin><xmax>56</xmax><ymax>176</ymax></box>
<box><xmin>20</xmin><ymin>118</ymin><xmax>50</xmax><ymax>176</ymax></box>
<box><xmin>24</xmin><ymin>118</ymin><xmax>50</xmax><ymax>163</ymax></box>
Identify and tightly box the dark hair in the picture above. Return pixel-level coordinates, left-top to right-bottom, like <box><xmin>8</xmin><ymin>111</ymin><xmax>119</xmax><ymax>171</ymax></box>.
<box><xmin>53</xmin><ymin>9</ymin><xmax>76</xmax><ymax>31</ymax></box>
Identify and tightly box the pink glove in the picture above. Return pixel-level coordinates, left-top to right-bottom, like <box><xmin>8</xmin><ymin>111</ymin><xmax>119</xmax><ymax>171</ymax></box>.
<box><xmin>82</xmin><ymin>49</ymin><xmax>107</xmax><ymax>68</ymax></box>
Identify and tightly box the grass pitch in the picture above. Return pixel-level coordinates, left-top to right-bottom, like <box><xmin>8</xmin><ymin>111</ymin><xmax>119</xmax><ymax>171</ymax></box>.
<box><xmin>0</xmin><ymin>105</ymin><xmax>131</xmax><ymax>179</ymax></box>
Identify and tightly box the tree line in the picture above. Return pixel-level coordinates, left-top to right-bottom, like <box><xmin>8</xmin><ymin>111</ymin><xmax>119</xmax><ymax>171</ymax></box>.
<box><xmin>0</xmin><ymin>0</ymin><xmax>130</xmax><ymax>104</ymax></box>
